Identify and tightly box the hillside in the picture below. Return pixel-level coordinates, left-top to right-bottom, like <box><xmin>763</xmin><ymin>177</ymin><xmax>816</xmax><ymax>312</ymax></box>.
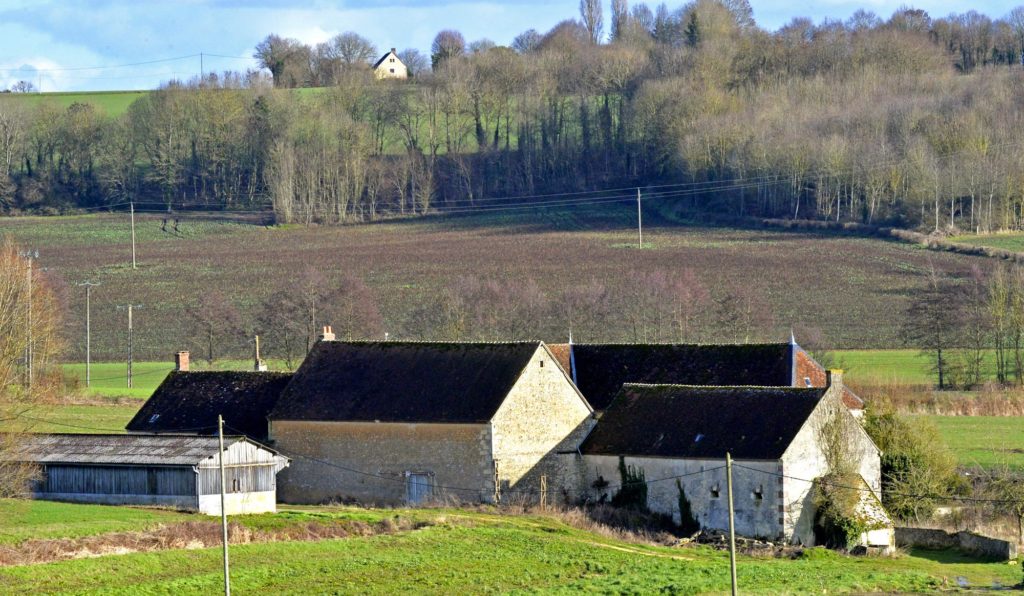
<box><xmin>0</xmin><ymin>207</ymin><xmax>987</xmax><ymax>362</ymax></box>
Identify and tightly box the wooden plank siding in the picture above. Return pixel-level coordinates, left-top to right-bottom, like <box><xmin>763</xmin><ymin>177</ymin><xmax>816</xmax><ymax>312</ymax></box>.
<box><xmin>39</xmin><ymin>464</ymin><xmax>196</xmax><ymax>496</ymax></box>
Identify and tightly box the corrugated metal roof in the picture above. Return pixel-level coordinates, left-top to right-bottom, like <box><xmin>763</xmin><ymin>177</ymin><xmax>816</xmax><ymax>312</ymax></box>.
<box><xmin>6</xmin><ymin>433</ymin><xmax>256</xmax><ymax>466</ymax></box>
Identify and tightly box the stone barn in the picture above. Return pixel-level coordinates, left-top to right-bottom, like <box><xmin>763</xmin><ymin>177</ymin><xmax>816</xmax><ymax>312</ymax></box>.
<box><xmin>269</xmin><ymin>340</ymin><xmax>594</xmax><ymax>505</ymax></box>
<box><xmin>547</xmin><ymin>338</ymin><xmax>864</xmax><ymax>414</ymax></box>
<box><xmin>579</xmin><ymin>371</ymin><xmax>891</xmax><ymax>547</ymax></box>
<box><xmin>11</xmin><ymin>434</ymin><xmax>289</xmax><ymax>515</ymax></box>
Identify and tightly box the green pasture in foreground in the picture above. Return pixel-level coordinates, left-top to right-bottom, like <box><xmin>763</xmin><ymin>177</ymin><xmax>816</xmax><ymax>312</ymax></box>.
<box><xmin>926</xmin><ymin>415</ymin><xmax>1024</xmax><ymax>470</ymax></box>
<box><xmin>0</xmin><ymin>500</ymin><xmax>1018</xmax><ymax>594</ymax></box>
<box><xmin>0</xmin><ymin>499</ymin><xmax>190</xmax><ymax>545</ymax></box>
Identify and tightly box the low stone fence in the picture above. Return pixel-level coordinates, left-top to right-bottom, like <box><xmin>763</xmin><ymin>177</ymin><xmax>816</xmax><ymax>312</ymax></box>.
<box><xmin>895</xmin><ymin>527</ymin><xmax>1017</xmax><ymax>561</ymax></box>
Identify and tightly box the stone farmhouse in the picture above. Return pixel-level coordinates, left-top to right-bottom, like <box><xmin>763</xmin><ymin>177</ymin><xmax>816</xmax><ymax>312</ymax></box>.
<box><xmin>117</xmin><ymin>332</ymin><xmax>888</xmax><ymax>546</ymax></box>
<box><xmin>580</xmin><ymin>374</ymin><xmax>891</xmax><ymax>547</ymax></box>
<box><xmin>373</xmin><ymin>48</ymin><xmax>408</xmax><ymax>79</ymax></box>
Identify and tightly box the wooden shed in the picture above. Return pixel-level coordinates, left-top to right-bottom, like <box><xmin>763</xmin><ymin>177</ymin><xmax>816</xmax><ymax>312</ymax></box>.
<box><xmin>10</xmin><ymin>434</ymin><xmax>289</xmax><ymax>515</ymax></box>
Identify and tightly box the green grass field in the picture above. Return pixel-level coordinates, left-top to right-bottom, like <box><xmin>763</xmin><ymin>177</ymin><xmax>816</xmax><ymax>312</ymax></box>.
<box><xmin>0</xmin><ymin>500</ymin><xmax>1018</xmax><ymax>594</ymax></box>
<box><xmin>926</xmin><ymin>415</ymin><xmax>1024</xmax><ymax>470</ymax></box>
<box><xmin>950</xmin><ymin>233</ymin><xmax>1024</xmax><ymax>253</ymax></box>
<box><xmin>0</xmin><ymin>91</ymin><xmax>149</xmax><ymax>116</ymax></box>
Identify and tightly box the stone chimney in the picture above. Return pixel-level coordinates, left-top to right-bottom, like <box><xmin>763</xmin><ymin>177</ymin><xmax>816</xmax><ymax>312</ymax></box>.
<box><xmin>825</xmin><ymin>369</ymin><xmax>843</xmax><ymax>391</ymax></box>
<box><xmin>175</xmin><ymin>351</ymin><xmax>190</xmax><ymax>372</ymax></box>
<box><xmin>319</xmin><ymin>325</ymin><xmax>336</xmax><ymax>342</ymax></box>
<box><xmin>391</xmin><ymin>47</ymin><xmax>397</xmax><ymax>54</ymax></box>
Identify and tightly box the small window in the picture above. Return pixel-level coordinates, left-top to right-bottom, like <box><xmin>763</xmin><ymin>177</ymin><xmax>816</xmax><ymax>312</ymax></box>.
<box><xmin>711</xmin><ymin>484</ymin><xmax>720</xmax><ymax>499</ymax></box>
<box><xmin>804</xmin><ymin>377</ymin><xmax>812</xmax><ymax>387</ymax></box>
<box><xmin>539</xmin><ymin>360</ymin><xmax>545</xmax><ymax>368</ymax></box>
<box><xmin>390</xmin><ymin>58</ymin><xmax>395</xmax><ymax>63</ymax></box>
<box><xmin>752</xmin><ymin>485</ymin><xmax>764</xmax><ymax>502</ymax></box>
<box><xmin>389</xmin><ymin>68</ymin><xmax>395</xmax><ymax>73</ymax></box>
<box><xmin>148</xmin><ymin>414</ymin><xmax>160</xmax><ymax>423</ymax></box>
<box><xmin>694</xmin><ymin>433</ymin><xmax>704</xmax><ymax>443</ymax></box>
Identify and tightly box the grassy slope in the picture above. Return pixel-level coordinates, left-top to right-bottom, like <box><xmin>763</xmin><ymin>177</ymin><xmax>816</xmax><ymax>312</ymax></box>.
<box><xmin>0</xmin><ymin>91</ymin><xmax>148</xmax><ymax>116</ymax></box>
<box><xmin>0</xmin><ymin>501</ymin><xmax>1018</xmax><ymax>594</ymax></box>
<box><xmin>0</xmin><ymin>500</ymin><xmax>191</xmax><ymax>545</ymax></box>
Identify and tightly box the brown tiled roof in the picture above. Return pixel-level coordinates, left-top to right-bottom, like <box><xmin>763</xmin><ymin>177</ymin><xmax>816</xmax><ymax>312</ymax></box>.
<box><xmin>559</xmin><ymin>343</ymin><xmax>794</xmax><ymax>410</ymax></box>
<box><xmin>580</xmin><ymin>384</ymin><xmax>826</xmax><ymax>459</ymax></box>
<box><xmin>270</xmin><ymin>342</ymin><xmax>541</xmax><ymax>423</ymax></box>
<box><xmin>795</xmin><ymin>348</ymin><xmax>864</xmax><ymax>410</ymax></box>
<box><xmin>126</xmin><ymin>371</ymin><xmax>292</xmax><ymax>441</ymax></box>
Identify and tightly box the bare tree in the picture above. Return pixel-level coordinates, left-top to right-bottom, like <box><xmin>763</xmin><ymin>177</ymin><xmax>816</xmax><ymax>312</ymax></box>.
<box><xmin>0</xmin><ymin>240</ymin><xmax>63</xmax><ymax>496</ymax></box>
<box><xmin>512</xmin><ymin>29</ymin><xmax>543</xmax><ymax>53</ymax></box>
<box><xmin>9</xmin><ymin>81</ymin><xmax>35</xmax><ymax>94</ymax></box>
<box><xmin>333</xmin><ymin>32</ymin><xmax>378</xmax><ymax>66</ymax></box>
<box><xmin>900</xmin><ymin>266</ymin><xmax>963</xmax><ymax>389</ymax></box>
<box><xmin>611</xmin><ymin>0</ymin><xmax>630</xmax><ymax>40</ymax></box>
<box><xmin>185</xmin><ymin>290</ymin><xmax>244</xmax><ymax>364</ymax></box>
<box><xmin>397</xmin><ymin>48</ymin><xmax>429</xmax><ymax>77</ymax></box>
<box><xmin>580</xmin><ymin>0</ymin><xmax>605</xmax><ymax>44</ymax></box>
<box><xmin>431</xmin><ymin>30</ymin><xmax>466</xmax><ymax>69</ymax></box>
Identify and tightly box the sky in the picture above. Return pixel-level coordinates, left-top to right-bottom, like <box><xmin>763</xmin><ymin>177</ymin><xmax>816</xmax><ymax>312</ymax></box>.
<box><xmin>0</xmin><ymin>0</ymin><xmax>1015</xmax><ymax>92</ymax></box>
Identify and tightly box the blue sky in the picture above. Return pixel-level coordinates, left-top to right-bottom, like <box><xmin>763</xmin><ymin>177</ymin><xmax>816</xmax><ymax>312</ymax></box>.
<box><xmin>0</xmin><ymin>0</ymin><xmax>1014</xmax><ymax>92</ymax></box>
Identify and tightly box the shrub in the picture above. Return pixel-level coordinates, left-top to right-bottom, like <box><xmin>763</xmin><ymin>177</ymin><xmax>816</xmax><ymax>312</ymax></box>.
<box><xmin>813</xmin><ymin>472</ymin><xmax>870</xmax><ymax>550</ymax></box>
<box><xmin>864</xmin><ymin>407</ymin><xmax>965</xmax><ymax>521</ymax></box>
<box><xmin>611</xmin><ymin>457</ymin><xmax>648</xmax><ymax>510</ymax></box>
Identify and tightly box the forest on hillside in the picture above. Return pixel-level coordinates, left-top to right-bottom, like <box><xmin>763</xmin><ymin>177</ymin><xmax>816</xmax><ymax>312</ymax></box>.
<box><xmin>2</xmin><ymin>1</ymin><xmax>1024</xmax><ymax>231</ymax></box>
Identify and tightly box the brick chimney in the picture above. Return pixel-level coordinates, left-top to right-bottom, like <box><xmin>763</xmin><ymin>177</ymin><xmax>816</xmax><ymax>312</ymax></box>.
<box><xmin>319</xmin><ymin>325</ymin><xmax>335</xmax><ymax>342</ymax></box>
<box><xmin>175</xmin><ymin>351</ymin><xmax>190</xmax><ymax>372</ymax></box>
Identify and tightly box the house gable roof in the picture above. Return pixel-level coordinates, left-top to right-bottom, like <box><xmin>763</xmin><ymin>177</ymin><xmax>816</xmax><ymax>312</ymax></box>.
<box><xmin>125</xmin><ymin>371</ymin><xmax>292</xmax><ymax>441</ymax></box>
<box><xmin>551</xmin><ymin>343</ymin><xmax>794</xmax><ymax>410</ymax></box>
<box><xmin>372</xmin><ymin>49</ymin><xmax>402</xmax><ymax>69</ymax></box>
<box><xmin>794</xmin><ymin>346</ymin><xmax>864</xmax><ymax>410</ymax></box>
<box><xmin>269</xmin><ymin>341</ymin><xmax>541</xmax><ymax>423</ymax></box>
<box><xmin>580</xmin><ymin>383</ymin><xmax>826</xmax><ymax>460</ymax></box>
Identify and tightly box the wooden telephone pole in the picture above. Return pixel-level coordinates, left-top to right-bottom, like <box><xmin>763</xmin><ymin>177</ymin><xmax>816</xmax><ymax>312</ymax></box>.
<box><xmin>636</xmin><ymin>188</ymin><xmax>643</xmax><ymax>249</ymax></box>
<box><xmin>117</xmin><ymin>304</ymin><xmax>142</xmax><ymax>388</ymax></box>
<box><xmin>130</xmin><ymin>202</ymin><xmax>137</xmax><ymax>269</ymax></box>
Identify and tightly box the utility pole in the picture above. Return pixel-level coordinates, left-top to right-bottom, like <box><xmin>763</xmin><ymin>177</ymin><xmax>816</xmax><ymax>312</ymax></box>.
<box><xmin>117</xmin><ymin>304</ymin><xmax>142</xmax><ymax>388</ymax></box>
<box><xmin>200</xmin><ymin>52</ymin><xmax>204</xmax><ymax>81</ymax></box>
<box><xmin>77</xmin><ymin>282</ymin><xmax>100</xmax><ymax>387</ymax></box>
<box><xmin>218</xmin><ymin>414</ymin><xmax>231</xmax><ymax>596</ymax></box>
<box><xmin>726</xmin><ymin>452</ymin><xmax>738</xmax><ymax>596</ymax></box>
<box><xmin>636</xmin><ymin>187</ymin><xmax>643</xmax><ymax>249</ymax></box>
<box><xmin>130</xmin><ymin>202</ymin><xmax>137</xmax><ymax>269</ymax></box>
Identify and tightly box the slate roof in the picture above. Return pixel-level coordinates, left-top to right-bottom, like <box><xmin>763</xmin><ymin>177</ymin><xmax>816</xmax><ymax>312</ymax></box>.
<box><xmin>372</xmin><ymin>49</ymin><xmax>400</xmax><ymax>69</ymax></box>
<box><xmin>125</xmin><ymin>371</ymin><xmax>292</xmax><ymax>441</ymax></box>
<box><xmin>580</xmin><ymin>384</ymin><xmax>826</xmax><ymax>460</ymax></box>
<box><xmin>7</xmin><ymin>433</ymin><xmax>250</xmax><ymax>466</ymax></box>
<box><xmin>270</xmin><ymin>341</ymin><xmax>542</xmax><ymax>423</ymax></box>
<box><xmin>551</xmin><ymin>343</ymin><xmax>794</xmax><ymax>410</ymax></box>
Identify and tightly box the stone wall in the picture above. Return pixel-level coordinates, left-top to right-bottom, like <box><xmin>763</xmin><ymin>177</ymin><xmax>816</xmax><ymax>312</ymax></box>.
<box><xmin>583</xmin><ymin>455</ymin><xmax>783</xmax><ymax>540</ymax></box>
<box><xmin>273</xmin><ymin>420</ymin><xmax>492</xmax><ymax>505</ymax></box>
<box><xmin>781</xmin><ymin>377</ymin><xmax>882</xmax><ymax>545</ymax></box>
<box><xmin>491</xmin><ymin>346</ymin><xmax>595</xmax><ymax>503</ymax></box>
<box><xmin>896</xmin><ymin>527</ymin><xmax>1018</xmax><ymax>561</ymax></box>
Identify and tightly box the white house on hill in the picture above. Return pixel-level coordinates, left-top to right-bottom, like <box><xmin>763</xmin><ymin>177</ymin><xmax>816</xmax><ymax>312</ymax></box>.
<box><xmin>373</xmin><ymin>48</ymin><xmax>408</xmax><ymax>79</ymax></box>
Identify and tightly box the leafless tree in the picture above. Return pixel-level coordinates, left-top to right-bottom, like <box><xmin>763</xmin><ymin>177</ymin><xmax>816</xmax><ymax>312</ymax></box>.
<box><xmin>580</xmin><ymin>0</ymin><xmax>605</xmax><ymax>44</ymax></box>
<box><xmin>9</xmin><ymin>81</ymin><xmax>35</xmax><ymax>94</ymax></box>
<box><xmin>332</xmin><ymin>32</ymin><xmax>378</xmax><ymax>67</ymax></box>
<box><xmin>431</xmin><ymin>30</ymin><xmax>466</xmax><ymax>69</ymax></box>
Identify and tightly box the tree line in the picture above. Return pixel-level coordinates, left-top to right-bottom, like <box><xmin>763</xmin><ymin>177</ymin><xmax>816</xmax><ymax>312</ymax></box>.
<box><xmin>3</xmin><ymin>2</ymin><xmax>1024</xmax><ymax>230</ymax></box>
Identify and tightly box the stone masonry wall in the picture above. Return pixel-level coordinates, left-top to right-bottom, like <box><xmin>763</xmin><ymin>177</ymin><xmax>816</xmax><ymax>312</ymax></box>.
<box><xmin>781</xmin><ymin>378</ymin><xmax>882</xmax><ymax>545</ymax></box>
<box><xmin>490</xmin><ymin>345</ymin><xmax>595</xmax><ymax>504</ymax></box>
<box><xmin>584</xmin><ymin>455</ymin><xmax>783</xmax><ymax>539</ymax></box>
<box><xmin>273</xmin><ymin>420</ymin><xmax>492</xmax><ymax>505</ymax></box>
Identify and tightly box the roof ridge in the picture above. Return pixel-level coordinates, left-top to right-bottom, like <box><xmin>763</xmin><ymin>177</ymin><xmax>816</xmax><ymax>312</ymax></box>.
<box><xmin>318</xmin><ymin>340</ymin><xmax>542</xmax><ymax>345</ymax></box>
<box><xmin>552</xmin><ymin>342</ymin><xmax>791</xmax><ymax>348</ymax></box>
<box><xmin>621</xmin><ymin>382</ymin><xmax>825</xmax><ymax>390</ymax></box>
